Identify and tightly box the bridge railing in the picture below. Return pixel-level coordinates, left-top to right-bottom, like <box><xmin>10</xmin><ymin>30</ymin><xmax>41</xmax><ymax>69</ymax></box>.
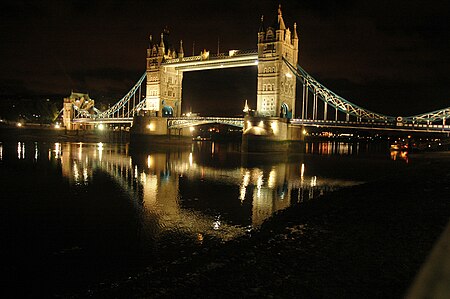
<box><xmin>291</xmin><ymin>118</ymin><xmax>450</xmax><ymax>132</ymax></box>
<box><xmin>163</xmin><ymin>49</ymin><xmax>258</xmax><ymax>65</ymax></box>
<box><xmin>284</xmin><ymin>58</ymin><xmax>450</xmax><ymax>126</ymax></box>
<box><xmin>167</xmin><ymin>116</ymin><xmax>244</xmax><ymax>128</ymax></box>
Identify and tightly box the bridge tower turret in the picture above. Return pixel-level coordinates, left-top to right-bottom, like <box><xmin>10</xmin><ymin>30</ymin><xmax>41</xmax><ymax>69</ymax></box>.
<box><xmin>145</xmin><ymin>31</ymin><xmax>183</xmax><ymax>118</ymax></box>
<box><xmin>257</xmin><ymin>5</ymin><xmax>299</xmax><ymax>118</ymax></box>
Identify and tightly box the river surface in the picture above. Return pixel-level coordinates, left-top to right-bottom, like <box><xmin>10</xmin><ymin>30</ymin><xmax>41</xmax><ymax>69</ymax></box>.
<box><xmin>0</xmin><ymin>139</ymin><xmax>411</xmax><ymax>296</ymax></box>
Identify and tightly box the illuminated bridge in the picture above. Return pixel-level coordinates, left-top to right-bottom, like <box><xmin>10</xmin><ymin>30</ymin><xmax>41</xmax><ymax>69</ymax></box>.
<box><xmin>64</xmin><ymin>6</ymin><xmax>450</xmax><ymax>136</ymax></box>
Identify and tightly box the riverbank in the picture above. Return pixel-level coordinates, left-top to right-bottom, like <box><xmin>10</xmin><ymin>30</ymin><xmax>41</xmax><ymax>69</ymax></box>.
<box><xmin>69</xmin><ymin>152</ymin><xmax>450</xmax><ymax>298</ymax></box>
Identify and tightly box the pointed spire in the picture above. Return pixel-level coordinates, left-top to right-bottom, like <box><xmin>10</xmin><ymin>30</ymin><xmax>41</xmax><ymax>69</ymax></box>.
<box><xmin>158</xmin><ymin>32</ymin><xmax>165</xmax><ymax>56</ymax></box>
<box><xmin>278</xmin><ymin>4</ymin><xmax>286</xmax><ymax>30</ymax></box>
<box><xmin>243</xmin><ymin>99</ymin><xmax>249</xmax><ymax>113</ymax></box>
<box><xmin>179</xmin><ymin>40</ymin><xmax>184</xmax><ymax>58</ymax></box>
<box><xmin>160</xmin><ymin>32</ymin><xmax>165</xmax><ymax>48</ymax></box>
<box><xmin>259</xmin><ymin>15</ymin><xmax>265</xmax><ymax>32</ymax></box>
<box><xmin>149</xmin><ymin>34</ymin><xmax>153</xmax><ymax>47</ymax></box>
<box><xmin>293</xmin><ymin>22</ymin><xmax>299</xmax><ymax>39</ymax></box>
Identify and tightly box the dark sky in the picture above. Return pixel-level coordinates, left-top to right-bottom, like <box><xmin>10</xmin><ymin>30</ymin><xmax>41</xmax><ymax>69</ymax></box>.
<box><xmin>1</xmin><ymin>0</ymin><xmax>449</xmax><ymax>117</ymax></box>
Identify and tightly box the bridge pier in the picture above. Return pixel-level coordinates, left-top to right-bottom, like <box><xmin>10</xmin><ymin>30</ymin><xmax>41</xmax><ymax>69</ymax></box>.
<box><xmin>130</xmin><ymin>114</ymin><xmax>194</xmax><ymax>145</ymax></box>
<box><xmin>242</xmin><ymin>116</ymin><xmax>304</xmax><ymax>152</ymax></box>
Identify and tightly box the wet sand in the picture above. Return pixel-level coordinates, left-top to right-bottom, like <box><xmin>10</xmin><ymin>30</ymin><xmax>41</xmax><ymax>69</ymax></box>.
<box><xmin>73</xmin><ymin>152</ymin><xmax>450</xmax><ymax>298</ymax></box>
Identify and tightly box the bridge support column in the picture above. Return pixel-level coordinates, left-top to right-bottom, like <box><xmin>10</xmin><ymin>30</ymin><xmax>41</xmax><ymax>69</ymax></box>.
<box><xmin>130</xmin><ymin>114</ymin><xmax>194</xmax><ymax>144</ymax></box>
<box><xmin>131</xmin><ymin>115</ymin><xmax>168</xmax><ymax>135</ymax></box>
<box><xmin>242</xmin><ymin>116</ymin><xmax>304</xmax><ymax>152</ymax></box>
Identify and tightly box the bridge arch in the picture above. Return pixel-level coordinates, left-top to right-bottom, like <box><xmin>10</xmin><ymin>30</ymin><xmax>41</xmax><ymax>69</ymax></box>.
<box><xmin>162</xmin><ymin>105</ymin><xmax>174</xmax><ymax>117</ymax></box>
<box><xmin>280</xmin><ymin>102</ymin><xmax>290</xmax><ymax>118</ymax></box>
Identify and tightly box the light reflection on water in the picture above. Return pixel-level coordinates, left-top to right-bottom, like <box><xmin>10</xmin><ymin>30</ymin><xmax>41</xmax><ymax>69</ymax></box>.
<box><xmin>0</xmin><ymin>139</ymin><xmax>427</xmax><ymax>295</ymax></box>
<box><xmin>52</xmin><ymin>141</ymin><xmax>364</xmax><ymax>242</ymax></box>
<box><xmin>1</xmin><ymin>140</ymin><xmax>406</xmax><ymax>247</ymax></box>
<box><xmin>0</xmin><ymin>139</ymin><xmax>414</xmax><ymax>293</ymax></box>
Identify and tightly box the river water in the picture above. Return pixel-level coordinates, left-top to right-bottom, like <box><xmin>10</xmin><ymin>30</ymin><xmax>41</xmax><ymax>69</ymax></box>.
<box><xmin>0</xmin><ymin>139</ymin><xmax>410</xmax><ymax>296</ymax></box>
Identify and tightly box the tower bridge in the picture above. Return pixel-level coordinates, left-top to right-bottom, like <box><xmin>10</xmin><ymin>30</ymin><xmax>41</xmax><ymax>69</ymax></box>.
<box><xmin>63</xmin><ymin>6</ymin><xmax>450</xmax><ymax>148</ymax></box>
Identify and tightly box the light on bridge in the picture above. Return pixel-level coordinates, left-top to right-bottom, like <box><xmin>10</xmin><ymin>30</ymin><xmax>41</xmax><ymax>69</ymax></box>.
<box><xmin>189</xmin><ymin>126</ymin><xmax>195</xmax><ymax>133</ymax></box>
<box><xmin>147</xmin><ymin>123</ymin><xmax>156</xmax><ymax>131</ymax></box>
<box><xmin>302</xmin><ymin>129</ymin><xmax>307</xmax><ymax>135</ymax></box>
<box><xmin>98</xmin><ymin>124</ymin><xmax>105</xmax><ymax>130</ymax></box>
<box><xmin>285</xmin><ymin>72</ymin><xmax>292</xmax><ymax>78</ymax></box>
<box><xmin>147</xmin><ymin>155</ymin><xmax>154</xmax><ymax>169</ymax></box>
<box><xmin>271</xmin><ymin>121</ymin><xmax>278</xmax><ymax>134</ymax></box>
<box><xmin>16</xmin><ymin>122</ymin><xmax>22</xmax><ymax>127</ymax></box>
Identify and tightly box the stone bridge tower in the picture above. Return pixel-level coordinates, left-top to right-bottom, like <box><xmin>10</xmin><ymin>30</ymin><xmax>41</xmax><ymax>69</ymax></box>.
<box><xmin>257</xmin><ymin>5</ymin><xmax>298</xmax><ymax>118</ymax></box>
<box><xmin>145</xmin><ymin>31</ymin><xmax>184</xmax><ymax>117</ymax></box>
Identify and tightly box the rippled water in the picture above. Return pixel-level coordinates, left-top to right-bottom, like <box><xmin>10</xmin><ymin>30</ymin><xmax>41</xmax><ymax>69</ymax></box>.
<box><xmin>0</xmin><ymin>139</ymin><xmax>409</xmax><ymax>295</ymax></box>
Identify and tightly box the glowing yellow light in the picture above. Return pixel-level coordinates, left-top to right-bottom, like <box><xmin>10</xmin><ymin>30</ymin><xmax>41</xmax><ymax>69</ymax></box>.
<box><xmin>240</xmin><ymin>171</ymin><xmax>250</xmax><ymax>202</ymax></box>
<box><xmin>189</xmin><ymin>126</ymin><xmax>195</xmax><ymax>132</ymax></box>
<box><xmin>258</xmin><ymin>121</ymin><xmax>264</xmax><ymax>127</ymax></box>
<box><xmin>78</xmin><ymin>143</ymin><xmax>82</xmax><ymax>160</ymax></box>
<box><xmin>285</xmin><ymin>72</ymin><xmax>292</xmax><ymax>78</ymax></box>
<box><xmin>97</xmin><ymin>142</ymin><xmax>103</xmax><ymax>161</ymax></box>
<box><xmin>268</xmin><ymin>169</ymin><xmax>276</xmax><ymax>188</ymax></box>
<box><xmin>270</xmin><ymin>122</ymin><xmax>278</xmax><ymax>134</ymax></box>
<box><xmin>256</xmin><ymin>172</ymin><xmax>263</xmax><ymax>198</ymax></box>
<box><xmin>311</xmin><ymin>176</ymin><xmax>317</xmax><ymax>187</ymax></box>
<box><xmin>98</xmin><ymin>124</ymin><xmax>105</xmax><ymax>130</ymax></box>
<box><xmin>147</xmin><ymin>155</ymin><xmax>154</xmax><ymax>168</ymax></box>
<box><xmin>17</xmin><ymin>122</ymin><xmax>22</xmax><ymax>127</ymax></box>
<box><xmin>54</xmin><ymin>123</ymin><xmax>60</xmax><ymax>129</ymax></box>
<box><xmin>189</xmin><ymin>152</ymin><xmax>193</xmax><ymax>166</ymax></box>
<box><xmin>147</xmin><ymin>123</ymin><xmax>155</xmax><ymax>131</ymax></box>
<box><xmin>54</xmin><ymin>143</ymin><xmax>61</xmax><ymax>159</ymax></box>
<box><xmin>300</xmin><ymin>163</ymin><xmax>305</xmax><ymax>178</ymax></box>
<box><xmin>302</xmin><ymin>129</ymin><xmax>307</xmax><ymax>135</ymax></box>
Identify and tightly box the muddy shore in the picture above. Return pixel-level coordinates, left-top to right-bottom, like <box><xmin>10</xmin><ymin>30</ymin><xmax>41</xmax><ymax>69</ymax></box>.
<box><xmin>64</xmin><ymin>152</ymin><xmax>450</xmax><ymax>298</ymax></box>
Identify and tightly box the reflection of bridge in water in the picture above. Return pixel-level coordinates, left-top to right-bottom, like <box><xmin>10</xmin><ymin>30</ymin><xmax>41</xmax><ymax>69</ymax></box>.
<box><xmin>57</xmin><ymin>142</ymin><xmax>360</xmax><ymax>240</ymax></box>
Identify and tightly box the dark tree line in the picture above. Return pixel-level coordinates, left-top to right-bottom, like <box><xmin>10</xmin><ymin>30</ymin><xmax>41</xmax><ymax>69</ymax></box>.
<box><xmin>0</xmin><ymin>97</ymin><xmax>61</xmax><ymax>124</ymax></box>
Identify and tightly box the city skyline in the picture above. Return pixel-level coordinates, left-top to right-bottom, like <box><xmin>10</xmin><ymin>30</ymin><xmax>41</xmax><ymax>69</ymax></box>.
<box><xmin>1</xmin><ymin>0</ymin><xmax>449</xmax><ymax>117</ymax></box>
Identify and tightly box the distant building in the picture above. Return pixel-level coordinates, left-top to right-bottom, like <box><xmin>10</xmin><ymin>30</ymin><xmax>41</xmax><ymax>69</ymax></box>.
<box><xmin>63</xmin><ymin>91</ymin><xmax>95</xmax><ymax>130</ymax></box>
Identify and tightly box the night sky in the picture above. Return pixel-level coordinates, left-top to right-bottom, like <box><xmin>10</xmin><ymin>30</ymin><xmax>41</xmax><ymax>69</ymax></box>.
<box><xmin>1</xmin><ymin>0</ymin><xmax>449</xmax><ymax>117</ymax></box>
